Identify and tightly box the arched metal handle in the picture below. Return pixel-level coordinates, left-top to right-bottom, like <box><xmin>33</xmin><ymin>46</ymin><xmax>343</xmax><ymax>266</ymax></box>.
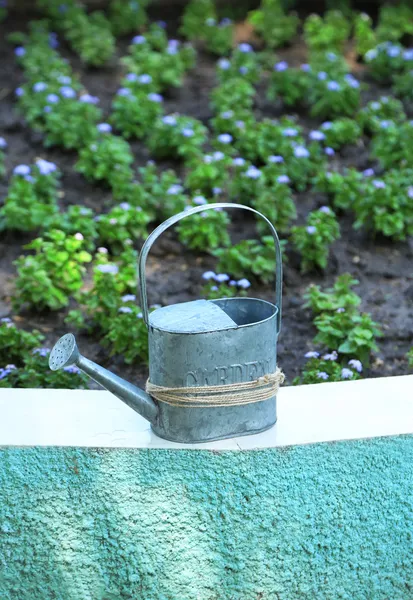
<box><xmin>138</xmin><ymin>203</ymin><xmax>283</xmax><ymax>334</ymax></box>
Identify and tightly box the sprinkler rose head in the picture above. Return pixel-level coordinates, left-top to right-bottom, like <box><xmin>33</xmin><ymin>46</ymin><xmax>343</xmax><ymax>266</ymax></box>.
<box><xmin>49</xmin><ymin>333</ymin><xmax>79</xmax><ymax>371</ymax></box>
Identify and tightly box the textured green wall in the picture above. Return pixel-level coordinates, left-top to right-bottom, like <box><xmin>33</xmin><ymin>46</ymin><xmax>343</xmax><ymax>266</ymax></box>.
<box><xmin>0</xmin><ymin>436</ymin><xmax>412</xmax><ymax>600</ymax></box>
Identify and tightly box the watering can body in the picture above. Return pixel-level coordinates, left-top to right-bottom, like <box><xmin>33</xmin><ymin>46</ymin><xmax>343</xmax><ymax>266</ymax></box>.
<box><xmin>49</xmin><ymin>203</ymin><xmax>283</xmax><ymax>443</ymax></box>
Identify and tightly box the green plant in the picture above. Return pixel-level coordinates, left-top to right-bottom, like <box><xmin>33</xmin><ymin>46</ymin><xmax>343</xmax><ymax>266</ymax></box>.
<box><xmin>309</xmin><ymin>73</ymin><xmax>361</xmax><ymax>119</ymax></box>
<box><xmin>214</xmin><ymin>236</ymin><xmax>285</xmax><ymax>284</ymax></box>
<box><xmin>393</xmin><ymin>69</ymin><xmax>413</xmax><ymax>101</ymax></box>
<box><xmin>185</xmin><ymin>152</ymin><xmax>230</xmax><ymax>195</ymax></box>
<box><xmin>293</xmin><ymin>354</ymin><xmax>362</xmax><ymax>385</ymax></box>
<box><xmin>47</xmin><ymin>205</ymin><xmax>98</xmax><ymax>251</ymax></box>
<box><xmin>267</xmin><ymin>62</ymin><xmax>311</xmax><ymax>107</ymax></box>
<box><xmin>370</xmin><ymin>120</ymin><xmax>413</xmax><ymax>169</ymax></box>
<box><xmin>357</xmin><ymin>96</ymin><xmax>406</xmax><ymax>134</ymax></box>
<box><xmin>364</xmin><ymin>43</ymin><xmax>405</xmax><ymax>83</ymax></box>
<box><xmin>147</xmin><ymin>114</ymin><xmax>207</xmax><ymax>162</ymax></box>
<box><xmin>248</xmin><ymin>0</ymin><xmax>298</xmax><ymax>49</ymax></box>
<box><xmin>102</xmin><ymin>303</ymin><xmax>149</xmax><ymax>364</ymax></box>
<box><xmin>314</xmin><ymin>168</ymin><xmax>364</xmax><ymax>212</ymax></box>
<box><xmin>304</xmin><ymin>274</ymin><xmax>361</xmax><ymax>315</ymax></box>
<box><xmin>110</xmin><ymin>89</ymin><xmax>164</xmax><ymax>139</ymax></box>
<box><xmin>353</xmin><ymin>12</ymin><xmax>376</xmax><ymax>57</ymax></box>
<box><xmin>108</xmin><ymin>0</ymin><xmax>148</xmax><ymax>36</ymax></box>
<box><xmin>177</xmin><ymin>207</ymin><xmax>230</xmax><ymax>251</ymax></box>
<box><xmin>96</xmin><ymin>203</ymin><xmax>151</xmax><ymax>253</ymax></box>
<box><xmin>252</xmin><ymin>180</ymin><xmax>296</xmax><ymax>233</ymax></box>
<box><xmin>376</xmin><ymin>3</ymin><xmax>413</xmax><ymax>43</ymax></box>
<box><xmin>0</xmin><ymin>318</ymin><xmax>44</xmax><ymax>365</ymax></box>
<box><xmin>138</xmin><ymin>162</ymin><xmax>187</xmax><ymax>219</ymax></box>
<box><xmin>304</xmin><ymin>11</ymin><xmax>351</xmax><ymax>53</ymax></box>
<box><xmin>180</xmin><ymin>0</ymin><xmax>234</xmax><ymax>56</ymax></box>
<box><xmin>320</xmin><ymin>118</ymin><xmax>362</xmax><ymax>149</ymax></box>
<box><xmin>216</xmin><ymin>45</ymin><xmax>261</xmax><ymax>84</ymax></box>
<box><xmin>13</xmin><ymin>230</ymin><xmax>92</xmax><ymax>311</ymax></box>
<box><xmin>408</xmin><ymin>347</ymin><xmax>413</xmax><ymax>369</ymax></box>
<box><xmin>291</xmin><ymin>207</ymin><xmax>340</xmax><ymax>272</ymax></box>
<box><xmin>210</xmin><ymin>78</ymin><xmax>255</xmax><ymax>113</ymax></box>
<box><xmin>0</xmin><ymin>161</ymin><xmax>59</xmax><ymax>232</ymax></box>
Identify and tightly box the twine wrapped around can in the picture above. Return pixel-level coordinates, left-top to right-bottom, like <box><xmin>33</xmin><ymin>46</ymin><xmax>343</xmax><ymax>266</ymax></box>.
<box><xmin>146</xmin><ymin>368</ymin><xmax>284</xmax><ymax>408</ymax></box>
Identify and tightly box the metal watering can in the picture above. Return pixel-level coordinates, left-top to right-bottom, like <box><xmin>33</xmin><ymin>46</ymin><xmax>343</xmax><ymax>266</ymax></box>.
<box><xmin>49</xmin><ymin>203</ymin><xmax>283</xmax><ymax>443</ymax></box>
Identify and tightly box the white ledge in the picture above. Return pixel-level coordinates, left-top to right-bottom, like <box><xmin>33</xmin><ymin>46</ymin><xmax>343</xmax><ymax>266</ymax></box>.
<box><xmin>0</xmin><ymin>375</ymin><xmax>412</xmax><ymax>450</ymax></box>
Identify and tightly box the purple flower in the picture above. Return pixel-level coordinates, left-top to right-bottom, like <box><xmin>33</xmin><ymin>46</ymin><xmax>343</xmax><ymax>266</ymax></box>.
<box><xmin>221</xmin><ymin>110</ymin><xmax>234</xmax><ymax>119</ymax></box>
<box><xmin>119</xmin><ymin>202</ymin><xmax>131</xmax><ymax>210</ymax></box>
<box><xmin>407</xmin><ymin>187</ymin><xmax>413</xmax><ymax>199</ymax></box>
<box><xmin>117</xmin><ymin>87</ymin><xmax>132</xmax><ymax>96</ymax></box>
<box><xmin>268</xmin><ymin>155</ymin><xmax>284</xmax><ymax>163</ymax></box>
<box><xmin>148</xmin><ymin>93</ymin><xmax>163</xmax><ymax>103</ymax></box>
<box><xmin>305</xmin><ymin>351</ymin><xmax>319</xmax><ymax>359</ymax></box>
<box><xmin>162</xmin><ymin>115</ymin><xmax>177</xmax><ymax>126</ymax></box>
<box><xmin>379</xmin><ymin>120</ymin><xmax>392</xmax><ymax>129</ymax></box>
<box><xmin>138</xmin><ymin>74</ymin><xmax>152</xmax><ymax>84</ymax></box>
<box><xmin>46</xmin><ymin>93</ymin><xmax>60</xmax><ymax>104</ymax></box>
<box><xmin>220</xmin><ymin>18</ymin><xmax>232</xmax><ymax>26</ymax></box>
<box><xmin>96</xmin><ymin>264</ymin><xmax>119</xmax><ymax>274</ymax></box>
<box><xmin>60</xmin><ymin>86</ymin><xmax>76</xmax><ymax>98</ymax></box>
<box><xmin>0</xmin><ymin>137</ymin><xmax>7</xmax><ymax>149</ymax></box>
<box><xmin>317</xmin><ymin>371</ymin><xmax>329</xmax><ymax>380</ymax></box>
<box><xmin>211</xmin><ymin>285</ymin><xmax>218</xmax><ymax>291</ymax></box>
<box><xmin>345</xmin><ymin>74</ymin><xmax>360</xmax><ymax>89</ymax></box>
<box><xmin>403</xmin><ymin>49</ymin><xmax>413</xmax><ymax>61</ymax></box>
<box><xmin>213</xmin><ymin>187</ymin><xmax>222</xmax><ymax>195</ymax></box>
<box><xmin>14</xmin><ymin>46</ymin><xmax>25</xmax><ymax>57</ymax></box>
<box><xmin>327</xmin><ymin>81</ymin><xmax>341</xmax><ymax>91</ymax></box>
<box><xmin>372</xmin><ymin>179</ymin><xmax>385</xmax><ymax>189</ymax></box>
<box><xmin>274</xmin><ymin>61</ymin><xmax>288</xmax><ymax>71</ymax></box>
<box><xmin>348</xmin><ymin>359</ymin><xmax>362</xmax><ymax>373</ymax></box>
<box><xmin>13</xmin><ymin>164</ymin><xmax>31</xmax><ymax>176</ymax></box>
<box><xmin>202</xmin><ymin>271</ymin><xmax>216</xmax><ymax>280</ymax></box>
<box><xmin>126</xmin><ymin>73</ymin><xmax>138</xmax><ymax>82</ymax></box>
<box><xmin>370</xmin><ymin>101</ymin><xmax>380</xmax><ymax>111</ymax></box>
<box><xmin>215</xmin><ymin>273</ymin><xmax>229</xmax><ymax>283</ymax></box>
<box><xmin>0</xmin><ymin>368</ymin><xmax>11</xmax><ymax>380</ymax></box>
<box><xmin>97</xmin><ymin>247</ymin><xmax>108</xmax><ymax>254</ymax></box>
<box><xmin>294</xmin><ymin>146</ymin><xmax>310</xmax><ymax>159</ymax></box>
<box><xmin>32</xmin><ymin>347</ymin><xmax>51</xmax><ymax>357</ymax></box>
<box><xmin>282</xmin><ymin>127</ymin><xmax>298</xmax><ymax>137</ymax></box>
<box><xmin>233</xmin><ymin>157</ymin><xmax>245</xmax><ymax>167</ymax></box>
<box><xmin>218</xmin><ymin>58</ymin><xmax>231</xmax><ymax>70</ymax></box>
<box><xmin>300</xmin><ymin>63</ymin><xmax>311</xmax><ymax>72</ymax></box>
<box><xmin>277</xmin><ymin>175</ymin><xmax>290</xmax><ymax>184</ymax></box>
<box><xmin>363</xmin><ymin>168</ymin><xmax>374</xmax><ymax>177</ymax></box>
<box><xmin>336</xmin><ymin>307</ymin><xmax>345</xmax><ymax>313</ymax></box>
<box><xmin>387</xmin><ymin>45</ymin><xmax>400</xmax><ymax>58</ymax></box>
<box><xmin>317</xmin><ymin>71</ymin><xmax>327</xmax><ymax>81</ymax></box>
<box><xmin>122</xmin><ymin>294</ymin><xmax>136</xmax><ymax>302</ymax></box>
<box><xmin>118</xmin><ymin>306</ymin><xmax>133</xmax><ymax>314</ymax></box>
<box><xmin>49</xmin><ymin>32</ymin><xmax>59</xmax><ymax>49</ymax></box>
<box><xmin>0</xmin><ymin>317</ymin><xmax>12</xmax><ymax>323</ymax></box>
<box><xmin>309</xmin><ymin>130</ymin><xmax>325</xmax><ymax>141</ymax></box>
<box><xmin>245</xmin><ymin>166</ymin><xmax>261</xmax><ymax>179</ymax></box>
<box><xmin>15</xmin><ymin>87</ymin><xmax>24</xmax><ymax>97</ymax></box>
<box><xmin>33</xmin><ymin>82</ymin><xmax>47</xmax><ymax>92</ymax></box>
<box><xmin>212</xmin><ymin>151</ymin><xmax>225</xmax><ymax>161</ymax></box>
<box><xmin>237</xmin><ymin>278</ymin><xmax>251</xmax><ymax>289</ymax></box>
<box><xmin>205</xmin><ymin>17</ymin><xmax>216</xmax><ymax>26</ymax></box>
<box><xmin>341</xmin><ymin>368</ymin><xmax>353</xmax><ymax>379</ymax></box>
<box><xmin>306</xmin><ymin>225</ymin><xmax>316</xmax><ymax>235</ymax></box>
<box><xmin>181</xmin><ymin>128</ymin><xmax>194</xmax><ymax>137</ymax></box>
<box><xmin>36</xmin><ymin>159</ymin><xmax>57</xmax><ymax>175</ymax></box>
<box><xmin>321</xmin><ymin>121</ymin><xmax>333</xmax><ymax>130</ymax></box>
<box><xmin>327</xmin><ymin>52</ymin><xmax>337</xmax><ymax>61</ymax></box>
<box><xmin>239</xmin><ymin>66</ymin><xmax>249</xmax><ymax>75</ymax></box>
<box><xmin>319</xmin><ymin>206</ymin><xmax>330</xmax><ymax>213</ymax></box>
<box><xmin>217</xmin><ymin>133</ymin><xmax>232</xmax><ymax>144</ymax></box>
<box><xmin>44</xmin><ymin>106</ymin><xmax>52</xmax><ymax>114</ymax></box>
<box><xmin>238</xmin><ymin>43</ymin><xmax>253</xmax><ymax>53</ymax></box>
<box><xmin>97</xmin><ymin>123</ymin><xmax>112</xmax><ymax>133</ymax></box>
<box><xmin>57</xmin><ymin>75</ymin><xmax>71</xmax><ymax>85</ymax></box>
<box><xmin>80</xmin><ymin>93</ymin><xmax>99</xmax><ymax>104</ymax></box>
<box><xmin>132</xmin><ymin>35</ymin><xmax>146</xmax><ymax>44</ymax></box>
<box><xmin>74</xmin><ymin>233</ymin><xmax>84</xmax><ymax>241</ymax></box>
<box><xmin>325</xmin><ymin>147</ymin><xmax>335</xmax><ymax>156</ymax></box>
<box><xmin>63</xmin><ymin>365</ymin><xmax>80</xmax><ymax>374</ymax></box>
<box><xmin>322</xmin><ymin>351</ymin><xmax>338</xmax><ymax>361</ymax></box>
<box><xmin>193</xmin><ymin>195</ymin><xmax>207</xmax><ymax>205</ymax></box>
<box><xmin>167</xmin><ymin>184</ymin><xmax>183</xmax><ymax>195</ymax></box>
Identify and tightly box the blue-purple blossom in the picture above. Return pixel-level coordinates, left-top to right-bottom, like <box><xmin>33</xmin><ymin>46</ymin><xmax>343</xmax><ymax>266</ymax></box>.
<box><xmin>217</xmin><ymin>133</ymin><xmax>232</xmax><ymax>144</ymax></box>
<box><xmin>218</xmin><ymin>58</ymin><xmax>231</xmax><ymax>70</ymax></box>
<box><xmin>132</xmin><ymin>35</ymin><xmax>146</xmax><ymax>44</ymax></box>
<box><xmin>372</xmin><ymin>180</ymin><xmax>385</xmax><ymax>189</ymax></box>
<box><xmin>317</xmin><ymin>371</ymin><xmax>329</xmax><ymax>380</ymax></box>
<box><xmin>138</xmin><ymin>74</ymin><xmax>152</xmax><ymax>84</ymax></box>
<box><xmin>96</xmin><ymin>264</ymin><xmax>119</xmax><ymax>274</ymax></box>
<box><xmin>348</xmin><ymin>359</ymin><xmax>362</xmax><ymax>373</ymax></box>
<box><xmin>304</xmin><ymin>351</ymin><xmax>319</xmax><ymax>359</ymax></box>
<box><xmin>80</xmin><ymin>94</ymin><xmax>99</xmax><ymax>104</ymax></box>
<box><xmin>237</xmin><ymin>278</ymin><xmax>251</xmax><ymax>289</ymax></box>
<box><xmin>220</xmin><ymin>17</ymin><xmax>232</xmax><ymax>26</ymax></box>
<box><xmin>215</xmin><ymin>273</ymin><xmax>230</xmax><ymax>283</ymax></box>
<box><xmin>166</xmin><ymin>184</ymin><xmax>183</xmax><ymax>195</ymax></box>
<box><xmin>193</xmin><ymin>195</ymin><xmax>207</xmax><ymax>205</ymax></box>
<box><xmin>122</xmin><ymin>294</ymin><xmax>136</xmax><ymax>302</ymax></box>
<box><xmin>277</xmin><ymin>175</ymin><xmax>290</xmax><ymax>184</ymax></box>
<box><xmin>32</xmin><ymin>347</ymin><xmax>51</xmax><ymax>357</ymax></box>
<box><xmin>239</xmin><ymin>66</ymin><xmax>249</xmax><ymax>75</ymax></box>
<box><xmin>365</xmin><ymin>48</ymin><xmax>378</xmax><ymax>61</ymax></box>
<box><xmin>162</xmin><ymin>115</ymin><xmax>177</xmax><ymax>125</ymax></box>
<box><xmin>344</xmin><ymin>74</ymin><xmax>360</xmax><ymax>88</ymax></box>
<box><xmin>306</xmin><ymin>225</ymin><xmax>316</xmax><ymax>235</ymax></box>
<box><xmin>317</xmin><ymin>71</ymin><xmax>327</xmax><ymax>80</ymax></box>
<box><xmin>60</xmin><ymin>86</ymin><xmax>76</xmax><ymax>98</ymax></box>
<box><xmin>268</xmin><ymin>155</ymin><xmax>284</xmax><ymax>163</ymax></box>
<box><xmin>212</xmin><ymin>151</ymin><xmax>225</xmax><ymax>161</ymax></box>
<box><xmin>282</xmin><ymin>127</ymin><xmax>298</xmax><ymax>137</ymax></box>
<box><xmin>221</xmin><ymin>110</ymin><xmax>234</xmax><ymax>119</ymax></box>
<box><xmin>119</xmin><ymin>202</ymin><xmax>131</xmax><ymax>210</ymax></box>
<box><xmin>229</xmin><ymin>280</ymin><xmax>237</xmax><ymax>286</ymax></box>
<box><xmin>321</xmin><ymin>121</ymin><xmax>333</xmax><ymax>130</ymax></box>
<box><xmin>211</xmin><ymin>285</ymin><xmax>218</xmax><ymax>291</ymax></box>
<box><xmin>118</xmin><ymin>306</ymin><xmax>133</xmax><ymax>314</ymax></box>
<box><xmin>15</xmin><ymin>87</ymin><xmax>24</xmax><ymax>97</ymax></box>
<box><xmin>319</xmin><ymin>206</ymin><xmax>330</xmax><ymax>213</ymax></box>
<box><xmin>44</xmin><ymin>106</ymin><xmax>52</xmax><ymax>113</ymax></box>
<box><xmin>213</xmin><ymin>187</ymin><xmax>222</xmax><ymax>195</ymax></box>
<box><xmin>126</xmin><ymin>73</ymin><xmax>138</xmax><ymax>82</ymax></box>
<box><xmin>323</xmin><ymin>351</ymin><xmax>338</xmax><ymax>361</ymax></box>
<box><xmin>233</xmin><ymin>157</ymin><xmax>245</xmax><ymax>167</ymax></box>
<box><xmin>202</xmin><ymin>271</ymin><xmax>216</xmax><ymax>280</ymax></box>
<box><xmin>46</xmin><ymin>93</ymin><xmax>60</xmax><ymax>103</ymax></box>
<box><xmin>63</xmin><ymin>365</ymin><xmax>80</xmax><ymax>374</ymax></box>
<box><xmin>363</xmin><ymin>168</ymin><xmax>374</xmax><ymax>177</ymax></box>
<box><xmin>407</xmin><ymin>187</ymin><xmax>413</xmax><ymax>199</ymax></box>
<box><xmin>274</xmin><ymin>61</ymin><xmax>288</xmax><ymax>71</ymax></box>
<box><xmin>117</xmin><ymin>87</ymin><xmax>132</xmax><ymax>96</ymax></box>
<box><xmin>235</xmin><ymin>120</ymin><xmax>245</xmax><ymax>129</ymax></box>
<box><xmin>0</xmin><ymin>318</ymin><xmax>12</xmax><ymax>323</ymax></box>
<box><xmin>205</xmin><ymin>17</ymin><xmax>216</xmax><ymax>26</ymax></box>
<box><xmin>97</xmin><ymin>123</ymin><xmax>112</xmax><ymax>133</ymax></box>
<box><xmin>14</xmin><ymin>46</ymin><xmax>25</xmax><ymax>57</ymax></box>
<box><xmin>325</xmin><ymin>147</ymin><xmax>335</xmax><ymax>156</ymax></box>
<box><xmin>336</xmin><ymin>308</ymin><xmax>345</xmax><ymax>313</ymax></box>
<box><xmin>148</xmin><ymin>93</ymin><xmax>163</xmax><ymax>103</ymax></box>
<box><xmin>327</xmin><ymin>52</ymin><xmax>337</xmax><ymax>61</ymax></box>
<box><xmin>36</xmin><ymin>159</ymin><xmax>57</xmax><ymax>175</ymax></box>
<box><xmin>0</xmin><ymin>137</ymin><xmax>7</xmax><ymax>149</ymax></box>
<box><xmin>245</xmin><ymin>166</ymin><xmax>262</xmax><ymax>179</ymax></box>
<box><xmin>181</xmin><ymin>127</ymin><xmax>194</xmax><ymax>137</ymax></box>
<box><xmin>294</xmin><ymin>146</ymin><xmax>310</xmax><ymax>158</ymax></box>
<box><xmin>238</xmin><ymin>43</ymin><xmax>253</xmax><ymax>53</ymax></box>
<box><xmin>387</xmin><ymin>45</ymin><xmax>400</xmax><ymax>58</ymax></box>
<box><xmin>13</xmin><ymin>164</ymin><xmax>31</xmax><ymax>176</ymax></box>
<box><xmin>33</xmin><ymin>82</ymin><xmax>47</xmax><ymax>92</ymax></box>
<box><xmin>379</xmin><ymin>120</ymin><xmax>391</xmax><ymax>129</ymax></box>
<box><xmin>309</xmin><ymin>130</ymin><xmax>325</xmax><ymax>141</ymax></box>
<box><xmin>327</xmin><ymin>81</ymin><xmax>341</xmax><ymax>91</ymax></box>
<box><xmin>403</xmin><ymin>49</ymin><xmax>413</xmax><ymax>61</ymax></box>
<box><xmin>341</xmin><ymin>368</ymin><xmax>353</xmax><ymax>379</ymax></box>
<box><xmin>57</xmin><ymin>75</ymin><xmax>71</xmax><ymax>85</ymax></box>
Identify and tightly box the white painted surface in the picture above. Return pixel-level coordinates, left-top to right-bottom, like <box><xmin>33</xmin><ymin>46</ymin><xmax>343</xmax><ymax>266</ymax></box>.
<box><xmin>0</xmin><ymin>375</ymin><xmax>412</xmax><ymax>450</ymax></box>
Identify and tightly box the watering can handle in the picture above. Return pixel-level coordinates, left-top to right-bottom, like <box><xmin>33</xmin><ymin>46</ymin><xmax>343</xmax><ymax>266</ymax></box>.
<box><xmin>138</xmin><ymin>203</ymin><xmax>283</xmax><ymax>333</ymax></box>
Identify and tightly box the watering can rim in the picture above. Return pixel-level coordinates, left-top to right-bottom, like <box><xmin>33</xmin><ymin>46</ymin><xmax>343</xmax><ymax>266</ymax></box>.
<box><xmin>148</xmin><ymin>296</ymin><xmax>279</xmax><ymax>335</ymax></box>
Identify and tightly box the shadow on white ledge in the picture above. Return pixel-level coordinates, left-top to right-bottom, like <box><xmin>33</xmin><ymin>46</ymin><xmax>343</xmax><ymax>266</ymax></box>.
<box><xmin>0</xmin><ymin>375</ymin><xmax>412</xmax><ymax>450</ymax></box>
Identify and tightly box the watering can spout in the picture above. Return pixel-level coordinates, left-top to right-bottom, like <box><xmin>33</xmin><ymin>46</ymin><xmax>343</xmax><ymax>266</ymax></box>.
<box><xmin>49</xmin><ymin>334</ymin><xmax>158</xmax><ymax>424</ymax></box>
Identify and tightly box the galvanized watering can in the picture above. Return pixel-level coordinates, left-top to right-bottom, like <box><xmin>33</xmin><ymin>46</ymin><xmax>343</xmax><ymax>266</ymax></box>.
<box><xmin>49</xmin><ymin>203</ymin><xmax>283</xmax><ymax>443</ymax></box>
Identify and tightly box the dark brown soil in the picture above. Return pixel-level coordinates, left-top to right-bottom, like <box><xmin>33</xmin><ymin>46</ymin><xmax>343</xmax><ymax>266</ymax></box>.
<box><xmin>1</xmin><ymin>12</ymin><xmax>412</xmax><ymax>390</ymax></box>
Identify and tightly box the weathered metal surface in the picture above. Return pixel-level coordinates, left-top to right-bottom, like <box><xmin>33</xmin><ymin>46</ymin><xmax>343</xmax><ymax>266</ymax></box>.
<box><xmin>49</xmin><ymin>203</ymin><xmax>283</xmax><ymax>443</ymax></box>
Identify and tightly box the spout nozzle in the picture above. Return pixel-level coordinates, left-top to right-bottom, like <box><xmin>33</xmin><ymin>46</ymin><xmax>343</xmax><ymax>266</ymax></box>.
<box><xmin>49</xmin><ymin>333</ymin><xmax>80</xmax><ymax>371</ymax></box>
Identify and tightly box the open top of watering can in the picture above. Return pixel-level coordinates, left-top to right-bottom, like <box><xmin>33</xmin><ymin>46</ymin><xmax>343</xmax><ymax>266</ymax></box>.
<box><xmin>138</xmin><ymin>202</ymin><xmax>282</xmax><ymax>336</ymax></box>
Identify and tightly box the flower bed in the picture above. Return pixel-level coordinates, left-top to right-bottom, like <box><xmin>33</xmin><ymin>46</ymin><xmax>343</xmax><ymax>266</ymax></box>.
<box><xmin>0</xmin><ymin>1</ymin><xmax>412</xmax><ymax>389</ymax></box>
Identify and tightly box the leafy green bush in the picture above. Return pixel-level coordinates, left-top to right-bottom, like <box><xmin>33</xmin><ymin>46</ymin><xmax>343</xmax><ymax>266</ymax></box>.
<box><xmin>248</xmin><ymin>0</ymin><xmax>298</xmax><ymax>49</ymax></box>
<box><xmin>291</xmin><ymin>207</ymin><xmax>340</xmax><ymax>272</ymax></box>
<box><xmin>304</xmin><ymin>11</ymin><xmax>351</xmax><ymax>53</ymax></box>
<box><xmin>0</xmin><ymin>318</ymin><xmax>44</xmax><ymax>365</ymax></box>
<box><xmin>108</xmin><ymin>0</ymin><xmax>148</xmax><ymax>36</ymax></box>
<box><xmin>177</xmin><ymin>207</ymin><xmax>230</xmax><ymax>251</ymax></box>
<box><xmin>293</xmin><ymin>354</ymin><xmax>362</xmax><ymax>385</ymax></box>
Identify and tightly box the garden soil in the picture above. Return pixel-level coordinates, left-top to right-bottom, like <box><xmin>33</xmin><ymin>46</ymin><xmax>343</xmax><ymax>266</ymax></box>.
<box><xmin>1</xmin><ymin>12</ymin><xmax>412</xmax><ymax>389</ymax></box>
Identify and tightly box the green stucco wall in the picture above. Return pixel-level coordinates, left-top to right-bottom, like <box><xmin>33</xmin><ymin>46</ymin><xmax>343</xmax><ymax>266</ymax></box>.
<box><xmin>0</xmin><ymin>436</ymin><xmax>412</xmax><ymax>600</ymax></box>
